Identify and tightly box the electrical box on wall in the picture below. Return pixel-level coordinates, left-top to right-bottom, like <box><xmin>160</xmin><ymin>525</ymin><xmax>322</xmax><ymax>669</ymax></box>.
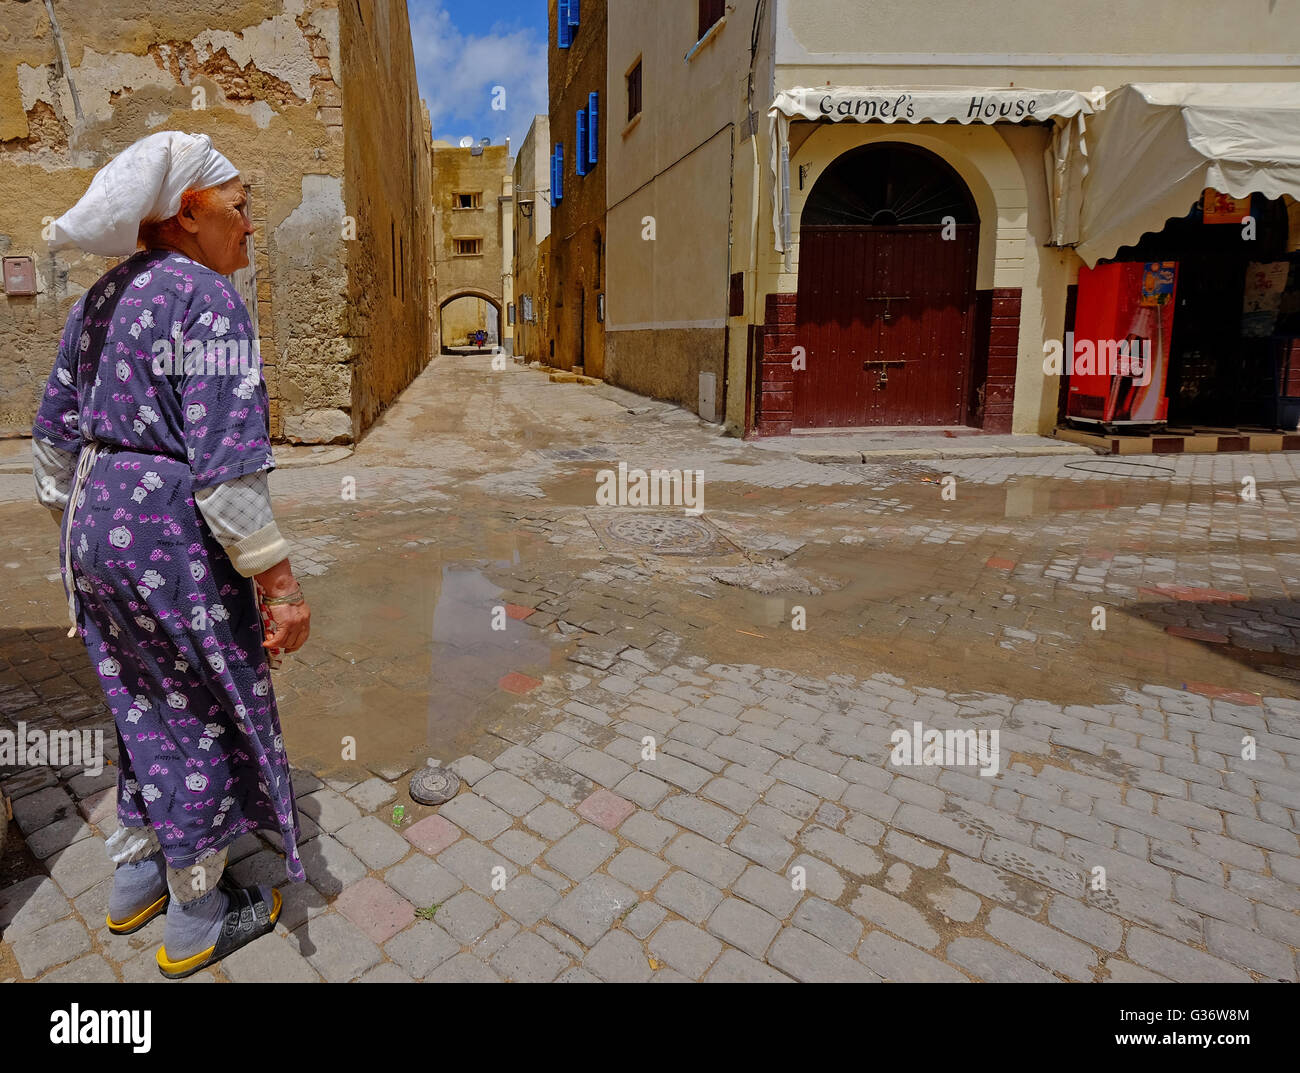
<box><xmin>2</xmin><ymin>256</ymin><xmax>36</xmax><ymax>296</ymax></box>
<box><xmin>699</xmin><ymin>371</ymin><xmax>717</xmax><ymax>423</ymax></box>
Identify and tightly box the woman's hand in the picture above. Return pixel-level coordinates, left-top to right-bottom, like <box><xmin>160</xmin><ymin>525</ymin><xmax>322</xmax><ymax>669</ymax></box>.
<box><xmin>264</xmin><ymin>597</ymin><xmax>310</xmax><ymax>653</ymax></box>
<box><xmin>255</xmin><ymin>559</ymin><xmax>311</xmax><ymax>653</ymax></box>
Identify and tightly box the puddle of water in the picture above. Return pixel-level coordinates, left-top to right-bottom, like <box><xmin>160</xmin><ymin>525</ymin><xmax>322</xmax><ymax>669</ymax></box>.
<box><xmin>281</xmin><ymin>533</ymin><xmax>561</xmax><ymax>780</ymax></box>
<box><xmin>661</xmin><ymin>470</ymin><xmax>1294</xmax><ymax>704</ymax></box>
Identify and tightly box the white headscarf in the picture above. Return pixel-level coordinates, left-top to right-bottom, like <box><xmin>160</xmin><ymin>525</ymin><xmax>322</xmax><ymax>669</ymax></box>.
<box><xmin>47</xmin><ymin>131</ymin><xmax>239</xmax><ymax>256</ymax></box>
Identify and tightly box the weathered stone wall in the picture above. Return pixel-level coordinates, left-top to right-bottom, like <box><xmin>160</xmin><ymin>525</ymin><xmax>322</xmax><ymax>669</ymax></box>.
<box><xmin>339</xmin><ymin>0</ymin><xmax>434</xmax><ymax>441</ymax></box>
<box><xmin>512</xmin><ymin>114</ymin><xmax>550</xmax><ymax>364</ymax></box>
<box><xmin>547</xmin><ymin>0</ymin><xmax>605</xmax><ymax>376</ymax></box>
<box><xmin>0</xmin><ymin>0</ymin><xmax>433</xmax><ymax>444</ymax></box>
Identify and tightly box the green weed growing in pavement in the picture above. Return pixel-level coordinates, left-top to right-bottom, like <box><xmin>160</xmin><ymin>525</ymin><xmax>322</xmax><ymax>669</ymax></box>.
<box><xmin>391</xmin><ymin>804</ymin><xmax>407</xmax><ymax>827</ymax></box>
<box><xmin>415</xmin><ymin>902</ymin><xmax>441</xmax><ymax>921</ymax></box>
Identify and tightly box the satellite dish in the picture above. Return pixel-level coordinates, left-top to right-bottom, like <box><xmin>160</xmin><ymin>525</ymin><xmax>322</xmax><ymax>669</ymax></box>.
<box><xmin>480</xmin><ymin>137</ymin><xmax>491</xmax><ymax>146</ymax></box>
<box><xmin>458</xmin><ymin>136</ymin><xmax>473</xmax><ymax>148</ymax></box>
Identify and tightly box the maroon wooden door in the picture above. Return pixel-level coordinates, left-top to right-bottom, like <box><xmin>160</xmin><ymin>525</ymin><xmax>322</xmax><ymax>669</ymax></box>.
<box><xmin>795</xmin><ymin>223</ymin><xmax>977</xmax><ymax>427</ymax></box>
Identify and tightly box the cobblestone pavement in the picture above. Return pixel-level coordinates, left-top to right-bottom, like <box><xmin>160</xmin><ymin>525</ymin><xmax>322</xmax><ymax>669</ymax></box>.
<box><xmin>1</xmin><ymin>353</ymin><xmax>1298</xmax><ymax>982</ymax></box>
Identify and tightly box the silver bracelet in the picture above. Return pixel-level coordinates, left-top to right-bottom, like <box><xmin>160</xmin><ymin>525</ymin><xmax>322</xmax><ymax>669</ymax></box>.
<box><xmin>262</xmin><ymin>583</ymin><xmax>304</xmax><ymax>606</ymax></box>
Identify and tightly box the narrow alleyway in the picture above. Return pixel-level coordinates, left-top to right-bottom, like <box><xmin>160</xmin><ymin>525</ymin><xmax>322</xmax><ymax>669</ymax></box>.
<box><xmin>1</xmin><ymin>353</ymin><xmax>1297</xmax><ymax>982</ymax></box>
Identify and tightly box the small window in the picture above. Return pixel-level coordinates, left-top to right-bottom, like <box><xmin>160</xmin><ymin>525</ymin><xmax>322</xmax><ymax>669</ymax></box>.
<box><xmin>698</xmin><ymin>0</ymin><xmax>725</xmax><ymax>39</ymax></box>
<box><xmin>627</xmin><ymin>61</ymin><xmax>642</xmax><ymax>123</ymax></box>
<box><xmin>454</xmin><ymin>192</ymin><xmax>483</xmax><ymax>209</ymax></box>
<box><xmin>552</xmin><ymin>144</ymin><xmax>564</xmax><ymax>203</ymax></box>
<box><xmin>454</xmin><ymin>238</ymin><xmax>483</xmax><ymax>256</ymax></box>
<box><xmin>576</xmin><ymin>110</ymin><xmax>588</xmax><ymax>176</ymax></box>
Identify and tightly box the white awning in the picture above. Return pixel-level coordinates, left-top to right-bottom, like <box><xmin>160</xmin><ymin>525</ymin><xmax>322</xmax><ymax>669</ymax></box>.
<box><xmin>1054</xmin><ymin>83</ymin><xmax>1300</xmax><ymax>266</ymax></box>
<box><xmin>767</xmin><ymin>86</ymin><xmax>1095</xmax><ymax>254</ymax></box>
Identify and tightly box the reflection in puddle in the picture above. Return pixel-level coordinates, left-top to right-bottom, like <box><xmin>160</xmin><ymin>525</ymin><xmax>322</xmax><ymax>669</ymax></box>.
<box><xmin>282</xmin><ymin>528</ymin><xmax>560</xmax><ymax>780</ymax></box>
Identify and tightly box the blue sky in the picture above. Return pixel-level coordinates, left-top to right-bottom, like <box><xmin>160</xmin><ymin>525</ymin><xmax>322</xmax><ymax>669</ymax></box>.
<box><xmin>408</xmin><ymin>0</ymin><xmax>548</xmax><ymax>157</ymax></box>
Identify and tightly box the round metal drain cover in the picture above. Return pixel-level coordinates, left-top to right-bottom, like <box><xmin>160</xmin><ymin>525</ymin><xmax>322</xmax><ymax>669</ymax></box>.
<box><xmin>606</xmin><ymin>515</ymin><xmax>717</xmax><ymax>554</ymax></box>
<box><xmin>409</xmin><ymin>765</ymin><xmax>459</xmax><ymax>806</ymax></box>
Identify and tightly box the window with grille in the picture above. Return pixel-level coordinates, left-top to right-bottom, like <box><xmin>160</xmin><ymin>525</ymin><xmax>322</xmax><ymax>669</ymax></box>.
<box><xmin>698</xmin><ymin>0</ymin><xmax>725</xmax><ymax>39</ymax></box>
<box><xmin>455</xmin><ymin>192</ymin><xmax>483</xmax><ymax>209</ymax></box>
<box><xmin>627</xmin><ymin>60</ymin><xmax>642</xmax><ymax>123</ymax></box>
<box><xmin>453</xmin><ymin>238</ymin><xmax>483</xmax><ymax>256</ymax></box>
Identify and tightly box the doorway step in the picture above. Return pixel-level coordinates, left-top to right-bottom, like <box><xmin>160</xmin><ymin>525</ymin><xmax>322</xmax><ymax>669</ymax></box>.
<box><xmin>1055</xmin><ymin>425</ymin><xmax>1300</xmax><ymax>456</ymax></box>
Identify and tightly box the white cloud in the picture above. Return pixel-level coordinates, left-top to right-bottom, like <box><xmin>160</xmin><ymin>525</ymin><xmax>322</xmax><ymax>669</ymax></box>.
<box><xmin>410</xmin><ymin>2</ymin><xmax>547</xmax><ymax>155</ymax></box>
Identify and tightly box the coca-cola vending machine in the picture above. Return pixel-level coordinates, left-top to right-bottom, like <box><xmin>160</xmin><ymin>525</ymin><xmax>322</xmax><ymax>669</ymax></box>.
<box><xmin>1067</xmin><ymin>261</ymin><xmax>1177</xmax><ymax>426</ymax></box>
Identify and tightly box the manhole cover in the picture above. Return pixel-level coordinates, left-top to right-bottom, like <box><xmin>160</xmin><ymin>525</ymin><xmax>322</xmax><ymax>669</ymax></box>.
<box><xmin>589</xmin><ymin>513</ymin><xmax>735</xmax><ymax>556</ymax></box>
<box><xmin>409</xmin><ymin>765</ymin><xmax>460</xmax><ymax>805</ymax></box>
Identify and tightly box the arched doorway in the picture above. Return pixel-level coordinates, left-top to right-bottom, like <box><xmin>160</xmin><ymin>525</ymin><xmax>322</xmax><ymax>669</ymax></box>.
<box><xmin>439</xmin><ymin>291</ymin><xmax>502</xmax><ymax>352</ymax></box>
<box><xmin>795</xmin><ymin>143</ymin><xmax>979</xmax><ymax>428</ymax></box>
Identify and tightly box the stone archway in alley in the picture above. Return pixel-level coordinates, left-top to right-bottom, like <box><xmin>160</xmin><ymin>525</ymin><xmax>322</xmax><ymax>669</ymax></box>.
<box><xmin>440</xmin><ymin>290</ymin><xmax>503</xmax><ymax>351</ymax></box>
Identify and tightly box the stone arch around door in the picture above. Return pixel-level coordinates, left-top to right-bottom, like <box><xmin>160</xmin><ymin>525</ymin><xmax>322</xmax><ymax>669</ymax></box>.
<box><xmin>439</xmin><ymin>289</ymin><xmax>503</xmax><ymax>351</ymax></box>
<box><xmin>795</xmin><ymin>142</ymin><xmax>979</xmax><ymax>428</ymax></box>
<box><xmin>755</xmin><ymin>124</ymin><xmax>1030</xmax><ymax>435</ymax></box>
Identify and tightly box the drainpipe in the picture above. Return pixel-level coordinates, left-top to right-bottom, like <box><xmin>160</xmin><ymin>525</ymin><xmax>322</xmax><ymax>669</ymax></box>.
<box><xmin>747</xmin><ymin>119</ymin><xmax>763</xmax><ymax>434</ymax></box>
<box><xmin>745</xmin><ymin>0</ymin><xmax>774</xmax><ymax>436</ymax></box>
<box><xmin>43</xmin><ymin>0</ymin><xmax>84</xmax><ymax>124</ymax></box>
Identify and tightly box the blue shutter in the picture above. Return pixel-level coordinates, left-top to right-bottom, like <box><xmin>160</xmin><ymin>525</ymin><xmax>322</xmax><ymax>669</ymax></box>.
<box><xmin>554</xmin><ymin>144</ymin><xmax>564</xmax><ymax>202</ymax></box>
<box><xmin>558</xmin><ymin>0</ymin><xmax>571</xmax><ymax>48</ymax></box>
<box><xmin>587</xmin><ymin>91</ymin><xmax>599</xmax><ymax>167</ymax></box>
<box><xmin>568</xmin><ymin>0</ymin><xmax>580</xmax><ymax>27</ymax></box>
<box><xmin>575</xmin><ymin>110</ymin><xmax>588</xmax><ymax>176</ymax></box>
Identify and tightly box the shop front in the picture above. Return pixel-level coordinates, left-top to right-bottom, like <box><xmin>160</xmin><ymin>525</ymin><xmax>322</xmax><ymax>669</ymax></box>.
<box><xmin>752</xmin><ymin>86</ymin><xmax>1093</xmax><ymax>436</ymax></box>
<box><xmin>1052</xmin><ymin>83</ymin><xmax>1300</xmax><ymax>452</ymax></box>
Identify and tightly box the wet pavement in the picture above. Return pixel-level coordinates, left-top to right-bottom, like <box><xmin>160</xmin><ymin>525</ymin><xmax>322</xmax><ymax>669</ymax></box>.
<box><xmin>1</xmin><ymin>352</ymin><xmax>1298</xmax><ymax>982</ymax></box>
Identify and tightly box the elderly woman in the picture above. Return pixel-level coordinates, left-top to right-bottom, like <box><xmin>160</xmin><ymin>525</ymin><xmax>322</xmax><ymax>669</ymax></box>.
<box><xmin>33</xmin><ymin>131</ymin><xmax>311</xmax><ymax>979</ymax></box>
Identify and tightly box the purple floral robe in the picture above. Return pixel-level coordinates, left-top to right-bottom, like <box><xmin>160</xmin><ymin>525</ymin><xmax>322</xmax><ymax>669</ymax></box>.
<box><xmin>33</xmin><ymin>248</ymin><xmax>304</xmax><ymax>882</ymax></box>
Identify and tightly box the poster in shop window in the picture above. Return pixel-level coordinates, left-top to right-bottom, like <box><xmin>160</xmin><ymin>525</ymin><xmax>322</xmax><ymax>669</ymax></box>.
<box><xmin>1068</xmin><ymin>261</ymin><xmax>1176</xmax><ymax>425</ymax></box>
<box><xmin>1241</xmin><ymin>261</ymin><xmax>1290</xmax><ymax>338</ymax></box>
<box><xmin>1203</xmin><ymin>190</ymin><xmax>1252</xmax><ymax>225</ymax></box>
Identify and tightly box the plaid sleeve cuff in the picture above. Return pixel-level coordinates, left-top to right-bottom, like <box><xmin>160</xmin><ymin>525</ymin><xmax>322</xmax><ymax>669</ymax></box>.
<box><xmin>226</xmin><ymin>522</ymin><xmax>290</xmax><ymax>577</ymax></box>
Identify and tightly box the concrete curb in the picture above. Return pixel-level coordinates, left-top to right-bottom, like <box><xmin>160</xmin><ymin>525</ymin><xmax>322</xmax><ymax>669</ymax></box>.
<box><xmin>793</xmin><ymin>442</ymin><xmax>1095</xmax><ymax>465</ymax></box>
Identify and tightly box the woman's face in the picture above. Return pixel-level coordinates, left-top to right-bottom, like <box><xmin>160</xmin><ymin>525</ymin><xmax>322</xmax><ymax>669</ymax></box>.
<box><xmin>184</xmin><ymin>178</ymin><xmax>253</xmax><ymax>275</ymax></box>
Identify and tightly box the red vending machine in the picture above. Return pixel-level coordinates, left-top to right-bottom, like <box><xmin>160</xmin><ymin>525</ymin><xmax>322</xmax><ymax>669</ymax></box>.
<box><xmin>1067</xmin><ymin>261</ymin><xmax>1177</xmax><ymax>426</ymax></box>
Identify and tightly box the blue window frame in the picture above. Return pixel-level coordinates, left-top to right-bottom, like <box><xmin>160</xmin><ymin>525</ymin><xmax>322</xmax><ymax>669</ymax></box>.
<box><xmin>552</xmin><ymin>144</ymin><xmax>564</xmax><ymax>203</ymax></box>
<box><xmin>558</xmin><ymin>0</ymin><xmax>573</xmax><ymax>48</ymax></box>
<box><xmin>575</xmin><ymin>110</ymin><xmax>588</xmax><ymax>176</ymax></box>
<box><xmin>587</xmin><ymin>91</ymin><xmax>599</xmax><ymax>168</ymax></box>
